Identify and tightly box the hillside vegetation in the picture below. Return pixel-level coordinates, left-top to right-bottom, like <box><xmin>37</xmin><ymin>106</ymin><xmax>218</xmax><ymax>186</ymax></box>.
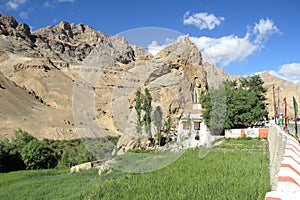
<box><xmin>0</xmin><ymin>130</ymin><xmax>118</xmax><ymax>172</ymax></box>
<box><xmin>0</xmin><ymin>138</ymin><xmax>270</xmax><ymax>200</ymax></box>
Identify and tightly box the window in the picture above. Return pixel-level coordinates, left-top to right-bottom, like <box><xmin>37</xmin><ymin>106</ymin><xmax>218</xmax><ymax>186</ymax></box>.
<box><xmin>183</xmin><ymin>122</ymin><xmax>189</xmax><ymax>130</ymax></box>
<box><xmin>194</xmin><ymin>122</ymin><xmax>201</xmax><ymax>130</ymax></box>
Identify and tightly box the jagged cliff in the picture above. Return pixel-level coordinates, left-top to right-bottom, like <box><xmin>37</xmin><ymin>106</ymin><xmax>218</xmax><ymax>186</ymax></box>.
<box><xmin>0</xmin><ymin>14</ymin><xmax>107</xmax><ymax>62</ymax></box>
<box><xmin>0</xmin><ymin>14</ymin><xmax>298</xmax><ymax>140</ymax></box>
<box><xmin>0</xmin><ymin>14</ymin><xmax>211</xmax><ymax>139</ymax></box>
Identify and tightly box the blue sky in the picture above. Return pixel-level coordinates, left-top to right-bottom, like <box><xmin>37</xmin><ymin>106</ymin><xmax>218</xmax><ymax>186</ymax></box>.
<box><xmin>0</xmin><ymin>0</ymin><xmax>300</xmax><ymax>83</ymax></box>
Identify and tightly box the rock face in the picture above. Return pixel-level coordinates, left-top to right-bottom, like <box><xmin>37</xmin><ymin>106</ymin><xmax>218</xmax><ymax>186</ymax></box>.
<box><xmin>0</xmin><ymin>70</ymin><xmax>74</xmax><ymax>140</ymax></box>
<box><xmin>259</xmin><ymin>71</ymin><xmax>300</xmax><ymax>119</ymax></box>
<box><xmin>0</xmin><ymin>15</ymin><xmax>108</xmax><ymax>63</ymax></box>
<box><xmin>1</xmin><ymin>14</ymin><xmax>298</xmax><ymax>142</ymax></box>
<box><xmin>105</xmin><ymin>36</ymin><xmax>209</xmax><ymax>151</ymax></box>
<box><xmin>202</xmin><ymin>62</ymin><xmax>233</xmax><ymax>89</ymax></box>
<box><xmin>33</xmin><ymin>21</ymin><xmax>107</xmax><ymax>63</ymax></box>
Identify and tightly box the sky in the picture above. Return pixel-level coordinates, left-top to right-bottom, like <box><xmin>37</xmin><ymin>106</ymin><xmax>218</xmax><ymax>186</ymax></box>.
<box><xmin>0</xmin><ymin>0</ymin><xmax>300</xmax><ymax>83</ymax></box>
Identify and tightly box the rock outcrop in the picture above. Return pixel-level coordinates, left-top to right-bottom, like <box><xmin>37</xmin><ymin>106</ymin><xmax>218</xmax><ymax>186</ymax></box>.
<box><xmin>0</xmin><ymin>14</ymin><xmax>108</xmax><ymax>63</ymax></box>
<box><xmin>33</xmin><ymin>21</ymin><xmax>108</xmax><ymax>63</ymax></box>
<box><xmin>1</xmin><ymin>14</ymin><xmax>298</xmax><ymax>142</ymax></box>
<box><xmin>107</xmin><ymin>36</ymin><xmax>209</xmax><ymax>151</ymax></box>
<box><xmin>202</xmin><ymin>62</ymin><xmax>233</xmax><ymax>88</ymax></box>
<box><xmin>259</xmin><ymin>71</ymin><xmax>300</xmax><ymax>118</ymax></box>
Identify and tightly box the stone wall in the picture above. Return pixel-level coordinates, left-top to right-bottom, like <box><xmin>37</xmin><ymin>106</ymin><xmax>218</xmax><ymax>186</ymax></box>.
<box><xmin>265</xmin><ymin>123</ymin><xmax>300</xmax><ymax>199</ymax></box>
<box><xmin>267</xmin><ymin>123</ymin><xmax>287</xmax><ymax>190</ymax></box>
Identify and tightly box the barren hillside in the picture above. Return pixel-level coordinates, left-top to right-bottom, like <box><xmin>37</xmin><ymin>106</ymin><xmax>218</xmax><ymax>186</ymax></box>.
<box><xmin>0</xmin><ymin>14</ymin><xmax>299</xmax><ymax>140</ymax></box>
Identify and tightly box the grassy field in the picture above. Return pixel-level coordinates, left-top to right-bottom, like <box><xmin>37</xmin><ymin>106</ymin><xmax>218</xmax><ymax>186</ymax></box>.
<box><xmin>0</xmin><ymin>138</ymin><xmax>270</xmax><ymax>200</ymax></box>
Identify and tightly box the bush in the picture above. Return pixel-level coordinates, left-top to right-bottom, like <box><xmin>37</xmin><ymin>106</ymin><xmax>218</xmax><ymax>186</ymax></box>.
<box><xmin>56</xmin><ymin>143</ymin><xmax>93</xmax><ymax>169</ymax></box>
<box><xmin>0</xmin><ymin>141</ymin><xmax>25</xmax><ymax>172</ymax></box>
<box><xmin>21</xmin><ymin>139</ymin><xmax>58</xmax><ymax>169</ymax></box>
<box><xmin>0</xmin><ymin>129</ymin><xmax>34</xmax><ymax>172</ymax></box>
<box><xmin>1</xmin><ymin>130</ymin><xmax>120</xmax><ymax>172</ymax></box>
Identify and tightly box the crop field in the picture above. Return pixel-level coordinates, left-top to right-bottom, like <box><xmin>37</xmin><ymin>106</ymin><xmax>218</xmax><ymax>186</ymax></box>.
<box><xmin>0</xmin><ymin>138</ymin><xmax>270</xmax><ymax>200</ymax></box>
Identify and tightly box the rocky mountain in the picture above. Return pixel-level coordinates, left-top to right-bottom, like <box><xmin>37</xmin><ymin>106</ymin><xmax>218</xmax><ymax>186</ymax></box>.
<box><xmin>0</xmin><ymin>14</ymin><xmax>107</xmax><ymax>63</ymax></box>
<box><xmin>0</xmin><ymin>14</ymin><xmax>298</xmax><ymax>140</ymax></box>
<box><xmin>0</xmin><ymin>70</ymin><xmax>74</xmax><ymax>140</ymax></box>
<box><xmin>0</xmin><ymin>14</ymin><xmax>211</xmax><ymax>139</ymax></box>
<box><xmin>259</xmin><ymin>71</ymin><xmax>300</xmax><ymax>119</ymax></box>
<box><xmin>0</xmin><ymin>14</ymin><xmax>109</xmax><ymax>139</ymax></box>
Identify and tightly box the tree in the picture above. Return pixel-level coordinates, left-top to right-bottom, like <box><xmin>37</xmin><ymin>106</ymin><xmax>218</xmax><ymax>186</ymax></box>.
<box><xmin>164</xmin><ymin>116</ymin><xmax>172</xmax><ymax>145</ymax></box>
<box><xmin>201</xmin><ymin>76</ymin><xmax>267</xmax><ymax>132</ymax></box>
<box><xmin>10</xmin><ymin>129</ymin><xmax>35</xmax><ymax>154</ymax></box>
<box><xmin>135</xmin><ymin>88</ymin><xmax>143</xmax><ymax>135</ymax></box>
<box><xmin>0</xmin><ymin>129</ymin><xmax>35</xmax><ymax>172</ymax></box>
<box><xmin>142</xmin><ymin>87</ymin><xmax>152</xmax><ymax>138</ymax></box>
<box><xmin>57</xmin><ymin>145</ymin><xmax>90</xmax><ymax>168</ymax></box>
<box><xmin>21</xmin><ymin>139</ymin><xmax>57</xmax><ymax>169</ymax></box>
<box><xmin>153</xmin><ymin>106</ymin><xmax>163</xmax><ymax>145</ymax></box>
<box><xmin>201</xmin><ymin>84</ymin><xmax>227</xmax><ymax>135</ymax></box>
<box><xmin>240</xmin><ymin>75</ymin><xmax>267</xmax><ymax>122</ymax></box>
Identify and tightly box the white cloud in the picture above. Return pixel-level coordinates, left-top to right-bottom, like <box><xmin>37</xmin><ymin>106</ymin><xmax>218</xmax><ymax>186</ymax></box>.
<box><xmin>145</xmin><ymin>18</ymin><xmax>280</xmax><ymax>67</ymax></box>
<box><xmin>273</xmin><ymin>63</ymin><xmax>300</xmax><ymax>84</ymax></box>
<box><xmin>147</xmin><ymin>41</ymin><xmax>169</xmax><ymax>56</ymax></box>
<box><xmin>269</xmin><ymin>70</ymin><xmax>289</xmax><ymax>80</ymax></box>
<box><xmin>178</xmin><ymin>17</ymin><xmax>280</xmax><ymax>66</ymax></box>
<box><xmin>269</xmin><ymin>70</ymin><xmax>300</xmax><ymax>85</ymax></box>
<box><xmin>19</xmin><ymin>11</ymin><xmax>28</xmax><ymax>19</ymax></box>
<box><xmin>181</xmin><ymin>13</ymin><xmax>280</xmax><ymax>66</ymax></box>
<box><xmin>5</xmin><ymin>0</ymin><xmax>27</xmax><ymax>10</ymax></box>
<box><xmin>183</xmin><ymin>11</ymin><xmax>224</xmax><ymax>30</ymax></box>
<box><xmin>189</xmin><ymin>35</ymin><xmax>256</xmax><ymax>66</ymax></box>
<box><xmin>253</xmin><ymin>18</ymin><xmax>281</xmax><ymax>45</ymax></box>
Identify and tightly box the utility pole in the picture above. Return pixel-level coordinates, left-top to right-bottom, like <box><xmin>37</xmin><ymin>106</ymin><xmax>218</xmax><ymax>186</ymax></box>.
<box><xmin>273</xmin><ymin>85</ymin><xmax>277</xmax><ymax>124</ymax></box>
<box><xmin>277</xmin><ymin>87</ymin><xmax>280</xmax><ymax>116</ymax></box>
<box><xmin>284</xmin><ymin>97</ymin><xmax>287</xmax><ymax>130</ymax></box>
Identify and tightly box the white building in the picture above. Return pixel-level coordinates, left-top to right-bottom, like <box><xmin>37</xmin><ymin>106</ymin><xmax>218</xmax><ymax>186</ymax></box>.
<box><xmin>177</xmin><ymin>103</ymin><xmax>209</xmax><ymax>147</ymax></box>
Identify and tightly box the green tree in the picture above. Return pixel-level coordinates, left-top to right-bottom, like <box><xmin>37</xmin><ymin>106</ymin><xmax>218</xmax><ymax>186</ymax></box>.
<box><xmin>164</xmin><ymin>116</ymin><xmax>172</xmax><ymax>145</ymax></box>
<box><xmin>0</xmin><ymin>129</ymin><xmax>35</xmax><ymax>172</ymax></box>
<box><xmin>240</xmin><ymin>75</ymin><xmax>267</xmax><ymax>122</ymax></box>
<box><xmin>47</xmin><ymin>139</ymin><xmax>95</xmax><ymax>169</ymax></box>
<box><xmin>135</xmin><ymin>88</ymin><xmax>143</xmax><ymax>135</ymax></box>
<box><xmin>201</xmin><ymin>84</ymin><xmax>227</xmax><ymax>135</ymax></box>
<box><xmin>10</xmin><ymin>129</ymin><xmax>35</xmax><ymax>154</ymax></box>
<box><xmin>142</xmin><ymin>87</ymin><xmax>152</xmax><ymax>138</ymax></box>
<box><xmin>153</xmin><ymin>106</ymin><xmax>163</xmax><ymax>145</ymax></box>
<box><xmin>21</xmin><ymin>139</ymin><xmax>57</xmax><ymax>169</ymax></box>
<box><xmin>201</xmin><ymin>76</ymin><xmax>267</xmax><ymax>132</ymax></box>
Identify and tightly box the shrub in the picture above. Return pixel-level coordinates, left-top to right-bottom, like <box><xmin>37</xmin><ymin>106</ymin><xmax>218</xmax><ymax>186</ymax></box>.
<box><xmin>21</xmin><ymin>139</ymin><xmax>58</xmax><ymax>169</ymax></box>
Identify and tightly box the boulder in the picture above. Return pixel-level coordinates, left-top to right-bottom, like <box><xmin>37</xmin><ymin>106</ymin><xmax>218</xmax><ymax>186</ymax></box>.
<box><xmin>116</xmin><ymin>134</ymin><xmax>151</xmax><ymax>155</ymax></box>
<box><xmin>69</xmin><ymin>162</ymin><xmax>92</xmax><ymax>173</ymax></box>
<box><xmin>97</xmin><ymin>159</ymin><xmax>115</xmax><ymax>175</ymax></box>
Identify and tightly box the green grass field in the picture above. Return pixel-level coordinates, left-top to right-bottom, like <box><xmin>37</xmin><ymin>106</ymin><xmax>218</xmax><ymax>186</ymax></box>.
<box><xmin>0</xmin><ymin>138</ymin><xmax>270</xmax><ymax>200</ymax></box>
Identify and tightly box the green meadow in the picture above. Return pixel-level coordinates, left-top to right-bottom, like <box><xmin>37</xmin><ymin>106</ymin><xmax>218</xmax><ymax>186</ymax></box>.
<box><xmin>0</xmin><ymin>138</ymin><xmax>270</xmax><ymax>200</ymax></box>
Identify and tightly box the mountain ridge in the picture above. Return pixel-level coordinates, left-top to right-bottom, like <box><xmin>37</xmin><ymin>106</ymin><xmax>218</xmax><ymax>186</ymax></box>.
<box><xmin>0</xmin><ymin>14</ymin><xmax>298</xmax><ymax>140</ymax></box>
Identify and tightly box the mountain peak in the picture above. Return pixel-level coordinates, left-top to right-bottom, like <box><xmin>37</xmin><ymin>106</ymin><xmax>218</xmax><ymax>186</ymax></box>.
<box><xmin>155</xmin><ymin>35</ymin><xmax>202</xmax><ymax>67</ymax></box>
<box><xmin>0</xmin><ymin>14</ymin><xmax>108</xmax><ymax>63</ymax></box>
<box><xmin>57</xmin><ymin>21</ymin><xmax>72</xmax><ymax>31</ymax></box>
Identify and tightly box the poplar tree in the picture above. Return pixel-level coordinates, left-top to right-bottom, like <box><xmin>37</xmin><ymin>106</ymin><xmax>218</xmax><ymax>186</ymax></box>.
<box><xmin>135</xmin><ymin>88</ymin><xmax>142</xmax><ymax>135</ymax></box>
<box><xmin>153</xmin><ymin>106</ymin><xmax>163</xmax><ymax>145</ymax></box>
<box><xmin>164</xmin><ymin>116</ymin><xmax>172</xmax><ymax>145</ymax></box>
<box><xmin>143</xmin><ymin>88</ymin><xmax>152</xmax><ymax>138</ymax></box>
